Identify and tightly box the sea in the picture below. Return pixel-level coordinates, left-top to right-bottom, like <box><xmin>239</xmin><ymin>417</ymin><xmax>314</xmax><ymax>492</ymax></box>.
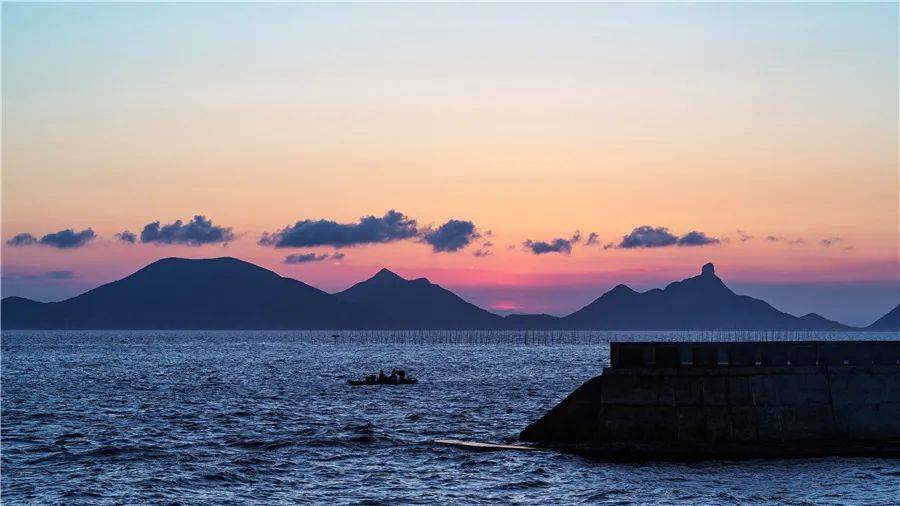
<box><xmin>3</xmin><ymin>330</ymin><xmax>899</xmax><ymax>504</ymax></box>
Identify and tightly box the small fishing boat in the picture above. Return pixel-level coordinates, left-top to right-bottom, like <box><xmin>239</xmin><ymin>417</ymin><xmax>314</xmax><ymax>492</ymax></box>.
<box><xmin>347</xmin><ymin>370</ymin><xmax>418</xmax><ymax>386</ymax></box>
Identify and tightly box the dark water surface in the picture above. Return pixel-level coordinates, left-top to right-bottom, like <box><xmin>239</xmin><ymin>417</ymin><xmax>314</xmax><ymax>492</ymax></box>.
<box><xmin>3</xmin><ymin>331</ymin><xmax>899</xmax><ymax>504</ymax></box>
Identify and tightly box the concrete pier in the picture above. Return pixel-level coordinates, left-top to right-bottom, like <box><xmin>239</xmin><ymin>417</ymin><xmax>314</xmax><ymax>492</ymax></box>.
<box><xmin>520</xmin><ymin>341</ymin><xmax>900</xmax><ymax>458</ymax></box>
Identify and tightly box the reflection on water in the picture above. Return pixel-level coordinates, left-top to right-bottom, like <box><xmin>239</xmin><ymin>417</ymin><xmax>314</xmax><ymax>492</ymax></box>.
<box><xmin>3</xmin><ymin>331</ymin><xmax>898</xmax><ymax>503</ymax></box>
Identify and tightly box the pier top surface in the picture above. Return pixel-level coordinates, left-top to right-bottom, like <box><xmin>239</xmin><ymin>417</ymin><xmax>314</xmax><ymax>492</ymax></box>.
<box><xmin>610</xmin><ymin>340</ymin><xmax>900</xmax><ymax>369</ymax></box>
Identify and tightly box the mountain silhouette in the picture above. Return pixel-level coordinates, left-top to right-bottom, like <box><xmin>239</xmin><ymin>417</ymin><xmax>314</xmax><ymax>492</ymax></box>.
<box><xmin>0</xmin><ymin>257</ymin><xmax>361</xmax><ymax>329</ymax></box>
<box><xmin>866</xmin><ymin>304</ymin><xmax>900</xmax><ymax>331</ymax></box>
<box><xmin>336</xmin><ymin>268</ymin><xmax>502</xmax><ymax>329</ymax></box>
<box><xmin>561</xmin><ymin>263</ymin><xmax>850</xmax><ymax>330</ymax></box>
<box><xmin>0</xmin><ymin>257</ymin><xmax>868</xmax><ymax>330</ymax></box>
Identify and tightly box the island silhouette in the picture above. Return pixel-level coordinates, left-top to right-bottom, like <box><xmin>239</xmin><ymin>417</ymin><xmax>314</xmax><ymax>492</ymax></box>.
<box><xmin>1</xmin><ymin>257</ymin><xmax>897</xmax><ymax>330</ymax></box>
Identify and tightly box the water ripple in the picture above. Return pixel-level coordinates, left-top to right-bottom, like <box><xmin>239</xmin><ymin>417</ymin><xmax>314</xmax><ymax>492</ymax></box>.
<box><xmin>3</xmin><ymin>330</ymin><xmax>899</xmax><ymax>504</ymax></box>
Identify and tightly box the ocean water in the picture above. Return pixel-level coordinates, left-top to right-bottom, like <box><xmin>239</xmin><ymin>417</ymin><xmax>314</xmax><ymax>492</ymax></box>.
<box><xmin>3</xmin><ymin>331</ymin><xmax>899</xmax><ymax>504</ymax></box>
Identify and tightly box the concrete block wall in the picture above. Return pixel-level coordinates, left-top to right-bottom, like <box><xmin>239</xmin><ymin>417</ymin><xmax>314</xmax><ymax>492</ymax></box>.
<box><xmin>596</xmin><ymin>366</ymin><xmax>900</xmax><ymax>446</ymax></box>
<box><xmin>521</xmin><ymin>341</ymin><xmax>900</xmax><ymax>456</ymax></box>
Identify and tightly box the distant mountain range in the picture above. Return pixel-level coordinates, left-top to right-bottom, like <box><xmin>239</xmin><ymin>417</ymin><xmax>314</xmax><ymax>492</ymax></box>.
<box><xmin>336</xmin><ymin>268</ymin><xmax>501</xmax><ymax>329</ymax></box>
<box><xmin>2</xmin><ymin>257</ymin><xmax>897</xmax><ymax>331</ymax></box>
<box><xmin>560</xmin><ymin>263</ymin><xmax>853</xmax><ymax>331</ymax></box>
<box><xmin>2</xmin><ymin>258</ymin><xmax>359</xmax><ymax>330</ymax></box>
<box><xmin>867</xmin><ymin>304</ymin><xmax>900</xmax><ymax>331</ymax></box>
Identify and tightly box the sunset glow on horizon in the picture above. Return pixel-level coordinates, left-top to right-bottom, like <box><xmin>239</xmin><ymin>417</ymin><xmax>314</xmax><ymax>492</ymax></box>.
<box><xmin>2</xmin><ymin>3</ymin><xmax>897</xmax><ymax>325</ymax></box>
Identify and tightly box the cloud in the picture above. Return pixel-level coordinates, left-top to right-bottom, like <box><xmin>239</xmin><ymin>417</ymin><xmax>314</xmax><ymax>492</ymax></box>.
<box><xmin>602</xmin><ymin>242</ymin><xmax>615</xmax><ymax>250</ymax></box>
<box><xmin>284</xmin><ymin>251</ymin><xmax>345</xmax><ymax>263</ymax></box>
<box><xmin>421</xmin><ymin>219</ymin><xmax>479</xmax><ymax>252</ymax></box>
<box><xmin>7</xmin><ymin>229</ymin><xmax>96</xmax><ymax>249</ymax></box>
<box><xmin>284</xmin><ymin>252</ymin><xmax>330</xmax><ymax>264</ymax></box>
<box><xmin>260</xmin><ymin>210</ymin><xmax>418</xmax><ymax>249</ymax></box>
<box><xmin>677</xmin><ymin>231</ymin><xmax>721</xmax><ymax>247</ymax></box>
<box><xmin>523</xmin><ymin>231</ymin><xmax>581</xmax><ymax>255</ymax></box>
<box><xmin>3</xmin><ymin>270</ymin><xmax>77</xmax><ymax>281</ymax></box>
<box><xmin>41</xmin><ymin>229</ymin><xmax>96</xmax><ymax>249</ymax></box>
<box><xmin>115</xmin><ymin>231</ymin><xmax>137</xmax><ymax>244</ymax></box>
<box><xmin>737</xmin><ymin>230</ymin><xmax>753</xmax><ymax>242</ymax></box>
<box><xmin>821</xmin><ymin>237</ymin><xmax>841</xmax><ymax>247</ymax></box>
<box><xmin>765</xmin><ymin>235</ymin><xmax>807</xmax><ymax>246</ymax></box>
<box><xmin>619</xmin><ymin>226</ymin><xmax>678</xmax><ymax>248</ymax></box>
<box><xmin>13</xmin><ymin>270</ymin><xmax>77</xmax><ymax>281</ymax></box>
<box><xmin>6</xmin><ymin>233</ymin><xmax>38</xmax><ymax>246</ymax></box>
<box><xmin>43</xmin><ymin>270</ymin><xmax>76</xmax><ymax>280</ymax></box>
<box><xmin>585</xmin><ymin>232</ymin><xmax>599</xmax><ymax>246</ymax></box>
<box><xmin>472</xmin><ymin>240</ymin><xmax>494</xmax><ymax>257</ymax></box>
<box><xmin>261</xmin><ymin>211</ymin><xmax>483</xmax><ymax>254</ymax></box>
<box><xmin>618</xmin><ymin>226</ymin><xmax>720</xmax><ymax>248</ymax></box>
<box><xmin>141</xmin><ymin>215</ymin><xmax>234</xmax><ymax>246</ymax></box>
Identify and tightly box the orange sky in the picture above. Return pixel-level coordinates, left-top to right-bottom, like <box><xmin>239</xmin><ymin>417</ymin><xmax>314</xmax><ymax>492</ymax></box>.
<box><xmin>2</xmin><ymin>3</ymin><xmax>897</xmax><ymax>325</ymax></box>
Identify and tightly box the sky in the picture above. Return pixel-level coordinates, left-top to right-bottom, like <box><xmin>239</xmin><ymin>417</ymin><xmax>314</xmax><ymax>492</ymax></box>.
<box><xmin>2</xmin><ymin>3</ymin><xmax>898</xmax><ymax>326</ymax></box>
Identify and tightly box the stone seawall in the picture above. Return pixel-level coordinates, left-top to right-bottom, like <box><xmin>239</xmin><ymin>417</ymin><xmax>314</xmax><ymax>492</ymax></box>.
<box><xmin>520</xmin><ymin>341</ymin><xmax>900</xmax><ymax>458</ymax></box>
